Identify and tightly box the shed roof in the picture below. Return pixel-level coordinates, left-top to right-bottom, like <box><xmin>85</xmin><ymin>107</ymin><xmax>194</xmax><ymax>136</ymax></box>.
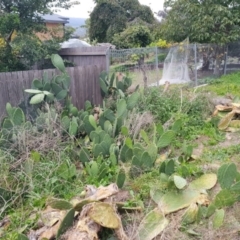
<box><xmin>41</xmin><ymin>14</ymin><xmax>69</xmax><ymax>24</ymax></box>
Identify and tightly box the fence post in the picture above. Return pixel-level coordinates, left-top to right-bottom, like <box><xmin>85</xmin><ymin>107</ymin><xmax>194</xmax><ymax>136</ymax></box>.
<box><xmin>106</xmin><ymin>48</ymin><xmax>110</xmax><ymax>74</ymax></box>
<box><xmin>155</xmin><ymin>46</ymin><xmax>159</xmax><ymax>86</ymax></box>
<box><xmin>194</xmin><ymin>43</ymin><xmax>198</xmax><ymax>86</ymax></box>
<box><xmin>223</xmin><ymin>45</ymin><xmax>228</xmax><ymax>75</ymax></box>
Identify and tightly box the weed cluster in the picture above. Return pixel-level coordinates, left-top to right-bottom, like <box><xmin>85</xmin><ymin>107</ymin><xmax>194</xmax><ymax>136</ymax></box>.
<box><xmin>1</xmin><ymin>54</ymin><xmax>239</xmax><ymax>240</ymax></box>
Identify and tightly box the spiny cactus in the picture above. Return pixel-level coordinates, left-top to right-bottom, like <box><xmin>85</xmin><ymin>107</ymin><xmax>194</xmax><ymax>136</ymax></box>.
<box><xmin>25</xmin><ymin>54</ymin><xmax>71</xmax><ymax>105</ymax></box>
<box><xmin>56</xmin><ymin>208</ymin><xmax>75</xmax><ymax>238</ymax></box>
<box><xmin>159</xmin><ymin>159</ymin><xmax>175</xmax><ymax>176</ymax></box>
<box><xmin>99</xmin><ymin>71</ymin><xmax>133</xmax><ymax>99</ymax></box>
<box><xmin>116</xmin><ymin>168</ymin><xmax>126</xmax><ymax>188</ymax></box>
<box><xmin>2</xmin><ymin>103</ymin><xmax>26</xmax><ymax>140</ymax></box>
<box><xmin>79</xmin><ymin>147</ymin><xmax>90</xmax><ymax>164</ymax></box>
<box><xmin>217</xmin><ymin>163</ymin><xmax>237</xmax><ymax>189</ymax></box>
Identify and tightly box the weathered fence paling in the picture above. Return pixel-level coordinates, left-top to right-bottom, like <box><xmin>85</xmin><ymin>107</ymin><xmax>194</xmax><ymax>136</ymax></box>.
<box><xmin>0</xmin><ymin>65</ymin><xmax>103</xmax><ymax>120</ymax></box>
<box><xmin>59</xmin><ymin>46</ymin><xmax>109</xmax><ymax>67</ymax></box>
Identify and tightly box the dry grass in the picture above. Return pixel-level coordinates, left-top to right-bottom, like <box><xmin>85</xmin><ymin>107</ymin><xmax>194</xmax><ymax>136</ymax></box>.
<box><xmin>124</xmin><ymin>110</ymin><xmax>154</xmax><ymax>139</ymax></box>
<box><xmin>128</xmin><ymin>68</ymin><xmax>163</xmax><ymax>87</ymax></box>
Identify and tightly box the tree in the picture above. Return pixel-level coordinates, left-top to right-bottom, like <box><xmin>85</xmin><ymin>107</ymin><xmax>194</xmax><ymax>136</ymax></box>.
<box><xmin>89</xmin><ymin>0</ymin><xmax>155</xmax><ymax>43</ymax></box>
<box><xmin>0</xmin><ymin>0</ymin><xmax>78</xmax><ymax>71</ymax></box>
<box><xmin>89</xmin><ymin>1</ymin><xmax>127</xmax><ymax>43</ymax></box>
<box><xmin>112</xmin><ymin>24</ymin><xmax>152</xmax><ymax>49</ymax></box>
<box><xmin>160</xmin><ymin>0</ymin><xmax>240</xmax><ymax>75</ymax></box>
<box><xmin>161</xmin><ymin>0</ymin><xmax>240</xmax><ymax>44</ymax></box>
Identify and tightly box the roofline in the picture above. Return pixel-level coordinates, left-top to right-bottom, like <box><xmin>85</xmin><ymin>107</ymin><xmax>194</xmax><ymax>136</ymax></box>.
<box><xmin>44</xmin><ymin>19</ymin><xmax>69</xmax><ymax>24</ymax></box>
<box><xmin>41</xmin><ymin>14</ymin><xmax>69</xmax><ymax>24</ymax></box>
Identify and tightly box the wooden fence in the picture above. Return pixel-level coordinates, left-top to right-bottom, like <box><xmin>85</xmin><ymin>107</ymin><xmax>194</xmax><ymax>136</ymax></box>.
<box><xmin>59</xmin><ymin>46</ymin><xmax>109</xmax><ymax>69</ymax></box>
<box><xmin>0</xmin><ymin>65</ymin><xmax>104</xmax><ymax>120</ymax></box>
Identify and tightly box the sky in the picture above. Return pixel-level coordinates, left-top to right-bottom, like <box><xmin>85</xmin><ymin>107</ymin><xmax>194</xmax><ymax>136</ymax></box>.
<box><xmin>58</xmin><ymin>0</ymin><xmax>164</xmax><ymax>18</ymax></box>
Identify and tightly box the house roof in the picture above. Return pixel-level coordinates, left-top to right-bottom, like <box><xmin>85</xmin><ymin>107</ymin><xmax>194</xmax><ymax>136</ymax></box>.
<box><xmin>60</xmin><ymin>39</ymin><xmax>91</xmax><ymax>48</ymax></box>
<box><xmin>41</xmin><ymin>14</ymin><xmax>69</xmax><ymax>24</ymax></box>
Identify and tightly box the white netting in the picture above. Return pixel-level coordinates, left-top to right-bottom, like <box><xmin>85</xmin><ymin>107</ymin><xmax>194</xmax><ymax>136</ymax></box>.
<box><xmin>152</xmin><ymin>38</ymin><xmax>191</xmax><ymax>86</ymax></box>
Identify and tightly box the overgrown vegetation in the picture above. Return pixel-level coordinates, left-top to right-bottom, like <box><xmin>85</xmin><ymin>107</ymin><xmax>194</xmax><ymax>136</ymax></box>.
<box><xmin>0</xmin><ymin>0</ymin><xmax>78</xmax><ymax>72</ymax></box>
<box><xmin>1</xmin><ymin>55</ymin><xmax>240</xmax><ymax>239</ymax></box>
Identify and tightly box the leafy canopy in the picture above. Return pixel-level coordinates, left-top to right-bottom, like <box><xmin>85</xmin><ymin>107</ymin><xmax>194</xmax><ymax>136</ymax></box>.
<box><xmin>0</xmin><ymin>0</ymin><xmax>78</xmax><ymax>72</ymax></box>
<box><xmin>161</xmin><ymin>0</ymin><xmax>240</xmax><ymax>44</ymax></box>
<box><xmin>112</xmin><ymin>25</ymin><xmax>152</xmax><ymax>49</ymax></box>
<box><xmin>89</xmin><ymin>0</ymin><xmax>155</xmax><ymax>44</ymax></box>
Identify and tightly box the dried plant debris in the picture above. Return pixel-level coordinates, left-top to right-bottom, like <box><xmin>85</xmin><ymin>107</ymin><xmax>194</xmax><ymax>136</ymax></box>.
<box><xmin>14</xmin><ymin>173</ymin><xmax>220</xmax><ymax>240</ymax></box>
<box><xmin>20</xmin><ymin>184</ymin><xmax>131</xmax><ymax>240</ymax></box>
<box><xmin>212</xmin><ymin>102</ymin><xmax>240</xmax><ymax>131</ymax></box>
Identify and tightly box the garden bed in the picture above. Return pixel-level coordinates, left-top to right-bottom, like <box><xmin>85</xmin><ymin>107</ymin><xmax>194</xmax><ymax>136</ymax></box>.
<box><xmin>1</xmin><ymin>57</ymin><xmax>240</xmax><ymax>240</ymax></box>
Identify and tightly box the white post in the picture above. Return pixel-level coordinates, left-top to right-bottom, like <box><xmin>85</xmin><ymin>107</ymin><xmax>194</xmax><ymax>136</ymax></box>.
<box><xmin>155</xmin><ymin>46</ymin><xmax>159</xmax><ymax>86</ymax></box>
<box><xmin>194</xmin><ymin>43</ymin><xmax>198</xmax><ymax>86</ymax></box>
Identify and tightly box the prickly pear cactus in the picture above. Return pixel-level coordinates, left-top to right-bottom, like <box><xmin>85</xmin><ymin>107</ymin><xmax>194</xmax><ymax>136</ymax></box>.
<box><xmin>116</xmin><ymin>168</ymin><xmax>126</xmax><ymax>188</ymax></box>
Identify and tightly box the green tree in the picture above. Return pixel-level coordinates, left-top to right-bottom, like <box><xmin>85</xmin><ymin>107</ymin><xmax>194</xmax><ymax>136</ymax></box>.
<box><xmin>0</xmin><ymin>0</ymin><xmax>78</xmax><ymax>72</ymax></box>
<box><xmin>160</xmin><ymin>0</ymin><xmax>240</xmax><ymax>75</ymax></box>
<box><xmin>161</xmin><ymin>0</ymin><xmax>240</xmax><ymax>44</ymax></box>
<box><xmin>112</xmin><ymin>25</ymin><xmax>152</xmax><ymax>49</ymax></box>
<box><xmin>89</xmin><ymin>0</ymin><xmax>155</xmax><ymax>43</ymax></box>
<box><xmin>89</xmin><ymin>1</ymin><xmax>127</xmax><ymax>43</ymax></box>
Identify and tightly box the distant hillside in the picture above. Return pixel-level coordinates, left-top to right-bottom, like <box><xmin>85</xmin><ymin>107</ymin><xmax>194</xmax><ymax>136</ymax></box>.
<box><xmin>66</xmin><ymin>18</ymin><xmax>87</xmax><ymax>37</ymax></box>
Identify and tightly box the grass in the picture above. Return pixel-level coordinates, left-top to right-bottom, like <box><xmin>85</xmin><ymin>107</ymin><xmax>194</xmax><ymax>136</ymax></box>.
<box><xmin>109</xmin><ymin>68</ymin><xmax>163</xmax><ymax>87</ymax></box>
<box><xmin>2</xmin><ymin>71</ymin><xmax>240</xmax><ymax>239</ymax></box>
<box><xmin>197</xmin><ymin>71</ymin><xmax>240</xmax><ymax>97</ymax></box>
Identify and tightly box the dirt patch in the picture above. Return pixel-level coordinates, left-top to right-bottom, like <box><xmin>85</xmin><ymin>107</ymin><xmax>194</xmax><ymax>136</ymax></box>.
<box><xmin>192</xmin><ymin>136</ymin><xmax>210</xmax><ymax>158</ymax></box>
<box><xmin>217</xmin><ymin>132</ymin><xmax>240</xmax><ymax>148</ymax></box>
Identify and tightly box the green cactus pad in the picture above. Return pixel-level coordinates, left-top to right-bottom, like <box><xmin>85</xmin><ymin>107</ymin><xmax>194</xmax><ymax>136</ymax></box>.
<box><xmin>213</xmin><ymin>209</ymin><xmax>225</xmax><ymax>228</ymax></box>
<box><xmin>159</xmin><ymin>189</ymin><xmax>201</xmax><ymax>214</ymax></box>
<box><xmin>182</xmin><ymin>203</ymin><xmax>199</xmax><ymax>225</ymax></box>
<box><xmin>56</xmin><ymin>90</ymin><xmax>68</xmax><ymax>100</ymax></box>
<box><xmin>61</xmin><ymin>116</ymin><xmax>71</xmax><ymax>131</ymax></box>
<box><xmin>47</xmin><ymin>198</ymin><xmax>73</xmax><ymax>210</ymax></box>
<box><xmin>217</xmin><ymin>163</ymin><xmax>237</xmax><ymax>189</ymax></box>
<box><xmin>189</xmin><ymin>173</ymin><xmax>217</xmax><ymax>190</ymax></box>
<box><xmin>56</xmin><ymin>208</ymin><xmax>75</xmax><ymax>238</ymax></box>
<box><xmin>173</xmin><ymin>175</ymin><xmax>187</xmax><ymax>189</ymax></box>
<box><xmin>117</xmin><ymin>99</ymin><xmax>127</xmax><ymax>118</ymax></box>
<box><xmin>127</xmin><ymin>92</ymin><xmax>140</xmax><ymax>110</ymax></box>
<box><xmin>79</xmin><ymin>147</ymin><xmax>90</xmax><ymax>163</ymax></box>
<box><xmin>137</xmin><ymin>208</ymin><xmax>169</xmax><ymax>240</ymax></box>
<box><xmin>69</xmin><ymin>121</ymin><xmax>78</xmax><ymax>136</ymax></box>
<box><xmin>157</xmin><ymin>130</ymin><xmax>175</xmax><ymax>149</ymax></box>
<box><xmin>116</xmin><ymin>169</ymin><xmax>126</xmax><ymax>188</ymax></box>
<box><xmin>141</xmin><ymin>151</ymin><xmax>154</xmax><ymax>169</ymax></box>
<box><xmin>103</xmin><ymin>109</ymin><xmax>115</xmax><ymax>123</ymax></box>
<box><xmin>51</xmin><ymin>54</ymin><xmax>66</xmax><ymax>73</ymax></box>
<box><xmin>6</xmin><ymin>103</ymin><xmax>15</xmax><ymax>118</ymax></box>
<box><xmin>2</xmin><ymin>118</ymin><xmax>14</xmax><ymax>130</ymax></box>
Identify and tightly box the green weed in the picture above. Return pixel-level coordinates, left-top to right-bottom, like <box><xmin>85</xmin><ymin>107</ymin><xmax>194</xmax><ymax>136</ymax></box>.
<box><xmin>198</xmin><ymin>71</ymin><xmax>240</xmax><ymax>96</ymax></box>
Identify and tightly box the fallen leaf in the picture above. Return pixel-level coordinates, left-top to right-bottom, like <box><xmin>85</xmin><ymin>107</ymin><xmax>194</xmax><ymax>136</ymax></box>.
<box><xmin>88</xmin><ymin>184</ymin><xmax>119</xmax><ymax>201</ymax></box>
<box><xmin>218</xmin><ymin>110</ymin><xmax>236</xmax><ymax>130</ymax></box>
<box><xmin>229</xmin><ymin>120</ymin><xmax>240</xmax><ymax>128</ymax></box>
<box><xmin>39</xmin><ymin>221</ymin><xmax>60</xmax><ymax>239</ymax></box>
<box><xmin>40</xmin><ymin>206</ymin><xmax>66</xmax><ymax>227</ymax></box>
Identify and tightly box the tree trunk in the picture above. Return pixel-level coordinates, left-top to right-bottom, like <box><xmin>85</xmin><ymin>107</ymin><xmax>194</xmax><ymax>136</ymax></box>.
<box><xmin>214</xmin><ymin>54</ymin><xmax>222</xmax><ymax>76</ymax></box>
<box><xmin>213</xmin><ymin>46</ymin><xmax>223</xmax><ymax>76</ymax></box>
<box><xmin>138</xmin><ymin>55</ymin><xmax>148</xmax><ymax>92</ymax></box>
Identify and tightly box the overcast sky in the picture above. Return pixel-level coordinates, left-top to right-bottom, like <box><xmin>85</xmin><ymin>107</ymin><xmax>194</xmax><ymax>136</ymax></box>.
<box><xmin>58</xmin><ymin>0</ymin><xmax>164</xmax><ymax>18</ymax></box>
